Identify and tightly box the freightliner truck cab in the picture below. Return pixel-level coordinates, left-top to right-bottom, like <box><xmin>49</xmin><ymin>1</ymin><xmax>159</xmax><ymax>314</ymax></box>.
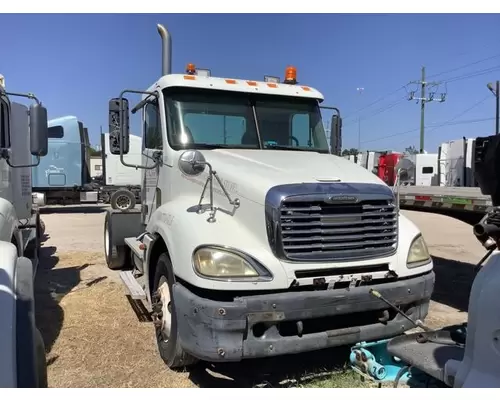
<box><xmin>103</xmin><ymin>24</ymin><xmax>435</xmax><ymax>370</ymax></box>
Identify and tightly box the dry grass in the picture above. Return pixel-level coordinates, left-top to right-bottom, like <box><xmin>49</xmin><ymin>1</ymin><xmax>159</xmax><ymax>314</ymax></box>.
<box><xmin>35</xmin><ymin>249</ymin><xmax>194</xmax><ymax>388</ymax></box>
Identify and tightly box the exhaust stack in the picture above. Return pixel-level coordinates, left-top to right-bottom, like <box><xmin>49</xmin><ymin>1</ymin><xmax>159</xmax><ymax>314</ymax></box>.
<box><xmin>157</xmin><ymin>24</ymin><xmax>172</xmax><ymax>76</ymax></box>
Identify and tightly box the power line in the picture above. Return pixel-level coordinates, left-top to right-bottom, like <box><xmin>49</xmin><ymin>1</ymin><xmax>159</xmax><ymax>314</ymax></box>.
<box><xmin>343</xmin><ymin>95</ymin><xmax>407</xmax><ymax>127</ymax></box>
<box><xmin>342</xmin><ymin>86</ymin><xmax>405</xmax><ymax>120</ymax></box>
<box><xmin>443</xmin><ymin>65</ymin><xmax>500</xmax><ymax>84</ymax></box>
<box><xmin>361</xmin><ymin>117</ymin><xmax>495</xmax><ymax>144</ymax></box>
<box><xmin>425</xmin><ymin>94</ymin><xmax>491</xmax><ymax>135</ymax></box>
<box><xmin>427</xmin><ymin>53</ymin><xmax>500</xmax><ymax>79</ymax></box>
<box><xmin>345</xmin><ymin>57</ymin><xmax>500</xmax><ymax>121</ymax></box>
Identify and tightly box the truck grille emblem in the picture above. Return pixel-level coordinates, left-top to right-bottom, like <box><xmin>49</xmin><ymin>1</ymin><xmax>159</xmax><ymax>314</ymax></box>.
<box><xmin>326</xmin><ymin>195</ymin><xmax>359</xmax><ymax>204</ymax></box>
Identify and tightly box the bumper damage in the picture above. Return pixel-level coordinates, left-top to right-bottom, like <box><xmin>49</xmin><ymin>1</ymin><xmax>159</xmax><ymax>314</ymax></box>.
<box><xmin>173</xmin><ymin>271</ymin><xmax>435</xmax><ymax>362</ymax></box>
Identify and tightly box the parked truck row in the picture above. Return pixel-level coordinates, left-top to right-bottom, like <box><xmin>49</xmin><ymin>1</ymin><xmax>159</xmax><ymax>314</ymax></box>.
<box><xmin>343</xmin><ymin>137</ymin><xmax>492</xmax><ymax>215</ymax></box>
<box><xmin>0</xmin><ymin>74</ymin><xmax>49</xmax><ymax>387</ymax></box>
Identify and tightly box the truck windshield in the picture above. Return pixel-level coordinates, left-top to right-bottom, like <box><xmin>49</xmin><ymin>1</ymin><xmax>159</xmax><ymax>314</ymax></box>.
<box><xmin>164</xmin><ymin>88</ymin><xmax>330</xmax><ymax>153</ymax></box>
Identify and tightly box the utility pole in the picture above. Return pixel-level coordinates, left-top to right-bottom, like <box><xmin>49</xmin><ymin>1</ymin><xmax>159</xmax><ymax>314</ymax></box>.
<box><xmin>487</xmin><ymin>80</ymin><xmax>500</xmax><ymax>134</ymax></box>
<box><xmin>356</xmin><ymin>87</ymin><xmax>364</xmax><ymax>150</ymax></box>
<box><xmin>407</xmin><ymin>66</ymin><xmax>446</xmax><ymax>153</ymax></box>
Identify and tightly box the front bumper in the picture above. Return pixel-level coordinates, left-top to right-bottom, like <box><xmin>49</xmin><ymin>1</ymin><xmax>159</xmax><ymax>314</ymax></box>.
<box><xmin>173</xmin><ymin>271</ymin><xmax>435</xmax><ymax>362</ymax></box>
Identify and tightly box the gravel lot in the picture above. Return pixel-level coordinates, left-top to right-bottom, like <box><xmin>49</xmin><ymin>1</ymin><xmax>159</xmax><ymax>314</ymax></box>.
<box><xmin>33</xmin><ymin>206</ymin><xmax>483</xmax><ymax>388</ymax></box>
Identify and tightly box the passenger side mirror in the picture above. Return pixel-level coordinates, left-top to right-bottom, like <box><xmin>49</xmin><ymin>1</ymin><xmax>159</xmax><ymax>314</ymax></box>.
<box><xmin>108</xmin><ymin>97</ymin><xmax>130</xmax><ymax>155</ymax></box>
<box><xmin>330</xmin><ymin>114</ymin><xmax>342</xmax><ymax>156</ymax></box>
<box><xmin>29</xmin><ymin>103</ymin><xmax>48</xmax><ymax>157</ymax></box>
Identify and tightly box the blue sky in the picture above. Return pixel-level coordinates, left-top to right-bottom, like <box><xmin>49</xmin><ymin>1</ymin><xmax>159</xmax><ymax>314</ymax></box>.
<box><xmin>1</xmin><ymin>13</ymin><xmax>500</xmax><ymax>153</ymax></box>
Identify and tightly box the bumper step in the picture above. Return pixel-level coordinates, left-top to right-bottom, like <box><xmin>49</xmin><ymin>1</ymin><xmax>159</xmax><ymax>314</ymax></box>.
<box><xmin>119</xmin><ymin>270</ymin><xmax>147</xmax><ymax>300</ymax></box>
<box><xmin>124</xmin><ymin>237</ymin><xmax>144</xmax><ymax>260</ymax></box>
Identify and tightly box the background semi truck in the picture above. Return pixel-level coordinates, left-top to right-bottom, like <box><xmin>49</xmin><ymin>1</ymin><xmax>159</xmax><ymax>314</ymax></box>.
<box><xmin>94</xmin><ymin>132</ymin><xmax>141</xmax><ymax>210</ymax></box>
<box><xmin>32</xmin><ymin>116</ymin><xmax>141</xmax><ymax>210</ymax></box>
<box><xmin>103</xmin><ymin>23</ymin><xmax>435</xmax><ymax>370</ymax></box>
<box><xmin>0</xmin><ymin>74</ymin><xmax>49</xmax><ymax>387</ymax></box>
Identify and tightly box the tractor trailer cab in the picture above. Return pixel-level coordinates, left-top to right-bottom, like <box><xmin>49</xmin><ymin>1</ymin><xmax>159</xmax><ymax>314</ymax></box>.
<box><xmin>31</xmin><ymin>115</ymin><xmax>95</xmax><ymax>205</ymax></box>
<box><xmin>104</xmin><ymin>24</ymin><xmax>435</xmax><ymax>370</ymax></box>
<box><xmin>0</xmin><ymin>74</ymin><xmax>49</xmax><ymax>387</ymax></box>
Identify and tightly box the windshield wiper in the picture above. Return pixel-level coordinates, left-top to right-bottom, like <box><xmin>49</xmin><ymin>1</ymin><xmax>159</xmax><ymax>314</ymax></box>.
<box><xmin>264</xmin><ymin>144</ymin><xmax>327</xmax><ymax>153</ymax></box>
<box><xmin>180</xmin><ymin>143</ymin><xmax>258</xmax><ymax>150</ymax></box>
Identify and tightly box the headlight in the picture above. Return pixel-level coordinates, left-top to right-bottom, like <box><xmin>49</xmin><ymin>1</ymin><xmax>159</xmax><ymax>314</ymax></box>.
<box><xmin>407</xmin><ymin>235</ymin><xmax>431</xmax><ymax>268</ymax></box>
<box><xmin>193</xmin><ymin>247</ymin><xmax>272</xmax><ymax>280</ymax></box>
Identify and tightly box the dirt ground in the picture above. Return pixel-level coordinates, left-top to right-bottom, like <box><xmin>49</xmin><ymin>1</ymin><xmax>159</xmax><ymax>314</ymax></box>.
<box><xmin>34</xmin><ymin>206</ymin><xmax>483</xmax><ymax>388</ymax></box>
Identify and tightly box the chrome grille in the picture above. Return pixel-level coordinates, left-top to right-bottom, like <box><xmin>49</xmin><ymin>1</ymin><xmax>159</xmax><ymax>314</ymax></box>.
<box><xmin>278</xmin><ymin>197</ymin><xmax>398</xmax><ymax>261</ymax></box>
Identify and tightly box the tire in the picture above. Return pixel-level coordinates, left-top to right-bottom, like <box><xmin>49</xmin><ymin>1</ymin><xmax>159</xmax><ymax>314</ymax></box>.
<box><xmin>104</xmin><ymin>213</ymin><xmax>130</xmax><ymax>270</ymax></box>
<box><xmin>152</xmin><ymin>253</ymin><xmax>198</xmax><ymax>369</ymax></box>
<box><xmin>110</xmin><ymin>189</ymin><xmax>136</xmax><ymax>211</ymax></box>
<box><xmin>36</xmin><ymin>212</ymin><xmax>45</xmax><ymax>240</ymax></box>
<box><xmin>39</xmin><ymin>219</ymin><xmax>46</xmax><ymax>238</ymax></box>
<box><xmin>34</xmin><ymin>328</ymin><xmax>48</xmax><ymax>388</ymax></box>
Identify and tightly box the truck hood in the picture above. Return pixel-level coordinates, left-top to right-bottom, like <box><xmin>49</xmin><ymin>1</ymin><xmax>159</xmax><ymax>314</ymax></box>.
<box><xmin>198</xmin><ymin>149</ymin><xmax>388</xmax><ymax>204</ymax></box>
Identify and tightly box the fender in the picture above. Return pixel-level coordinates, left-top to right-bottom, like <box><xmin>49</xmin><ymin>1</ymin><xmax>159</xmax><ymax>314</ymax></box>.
<box><xmin>14</xmin><ymin>255</ymin><xmax>40</xmax><ymax>387</ymax></box>
<box><xmin>145</xmin><ymin>198</ymin><xmax>290</xmax><ymax>292</ymax></box>
<box><xmin>0</xmin><ymin>242</ymin><xmax>19</xmax><ymax>388</ymax></box>
<box><xmin>0</xmin><ymin>241</ymin><xmax>43</xmax><ymax>388</ymax></box>
<box><xmin>0</xmin><ymin>197</ymin><xmax>17</xmax><ymax>244</ymax></box>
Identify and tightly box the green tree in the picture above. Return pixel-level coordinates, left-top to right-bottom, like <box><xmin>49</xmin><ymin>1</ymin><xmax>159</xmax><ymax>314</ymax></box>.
<box><xmin>341</xmin><ymin>148</ymin><xmax>359</xmax><ymax>156</ymax></box>
<box><xmin>404</xmin><ymin>145</ymin><xmax>418</xmax><ymax>155</ymax></box>
<box><xmin>88</xmin><ymin>146</ymin><xmax>102</xmax><ymax>157</ymax></box>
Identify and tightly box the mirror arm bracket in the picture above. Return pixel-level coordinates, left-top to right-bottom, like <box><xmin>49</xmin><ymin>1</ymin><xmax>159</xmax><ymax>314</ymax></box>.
<box><xmin>193</xmin><ymin>160</ymin><xmax>240</xmax><ymax>223</ymax></box>
<box><xmin>4</xmin><ymin>91</ymin><xmax>41</xmax><ymax>105</ymax></box>
<box><xmin>0</xmin><ymin>149</ymin><xmax>40</xmax><ymax>168</ymax></box>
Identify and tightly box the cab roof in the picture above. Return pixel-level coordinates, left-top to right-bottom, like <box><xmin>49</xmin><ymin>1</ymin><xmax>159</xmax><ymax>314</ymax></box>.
<box><xmin>145</xmin><ymin>74</ymin><xmax>324</xmax><ymax>102</ymax></box>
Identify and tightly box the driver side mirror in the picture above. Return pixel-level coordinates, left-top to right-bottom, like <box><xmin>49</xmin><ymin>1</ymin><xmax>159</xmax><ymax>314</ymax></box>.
<box><xmin>108</xmin><ymin>97</ymin><xmax>130</xmax><ymax>155</ymax></box>
<box><xmin>29</xmin><ymin>103</ymin><xmax>48</xmax><ymax>157</ymax></box>
<box><xmin>330</xmin><ymin>114</ymin><xmax>342</xmax><ymax>156</ymax></box>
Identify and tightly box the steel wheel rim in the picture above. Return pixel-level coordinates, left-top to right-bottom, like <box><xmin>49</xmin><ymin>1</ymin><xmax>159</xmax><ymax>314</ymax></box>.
<box><xmin>158</xmin><ymin>278</ymin><xmax>172</xmax><ymax>342</ymax></box>
<box><xmin>104</xmin><ymin>226</ymin><xmax>110</xmax><ymax>258</ymax></box>
<box><xmin>115</xmin><ymin>194</ymin><xmax>131</xmax><ymax>210</ymax></box>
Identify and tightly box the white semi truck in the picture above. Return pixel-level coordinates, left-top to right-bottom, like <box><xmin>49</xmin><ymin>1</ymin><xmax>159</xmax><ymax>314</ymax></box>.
<box><xmin>96</xmin><ymin>132</ymin><xmax>142</xmax><ymax>210</ymax></box>
<box><xmin>103</xmin><ymin>24</ymin><xmax>435</xmax><ymax>370</ymax></box>
<box><xmin>0</xmin><ymin>75</ymin><xmax>49</xmax><ymax>387</ymax></box>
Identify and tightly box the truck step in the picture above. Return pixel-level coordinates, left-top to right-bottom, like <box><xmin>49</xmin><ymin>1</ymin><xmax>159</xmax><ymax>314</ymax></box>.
<box><xmin>124</xmin><ymin>237</ymin><xmax>144</xmax><ymax>260</ymax></box>
<box><xmin>119</xmin><ymin>270</ymin><xmax>147</xmax><ymax>300</ymax></box>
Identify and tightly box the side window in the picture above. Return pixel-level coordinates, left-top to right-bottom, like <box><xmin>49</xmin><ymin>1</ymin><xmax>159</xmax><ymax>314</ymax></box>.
<box><xmin>291</xmin><ymin>113</ymin><xmax>311</xmax><ymax>147</ymax></box>
<box><xmin>144</xmin><ymin>102</ymin><xmax>162</xmax><ymax>150</ymax></box>
<box><xmin>422</xmin><ymin>166</ymin><xmax>433</xmax><ymax>174</ymax></box>
<box><xmin>48</xmin><ymin>125</ymin><xmax>64</xmax><ymax>139</ymax></box>
<box><xmin>0</xmin><ymin>97</ymin><xmax>10</xmax><ymax>148</ymax></box>
<box><xmin>184</xmin><ymin>113</ymin><xmax>246</xmax><ymax>145</ymax></box>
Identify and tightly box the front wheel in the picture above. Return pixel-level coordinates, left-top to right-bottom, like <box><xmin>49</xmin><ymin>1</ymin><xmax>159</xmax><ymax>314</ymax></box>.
<box><xmin>151</xmin><ymin>253</ymin><xmax>198</xmax><ymax>369</ymax></box>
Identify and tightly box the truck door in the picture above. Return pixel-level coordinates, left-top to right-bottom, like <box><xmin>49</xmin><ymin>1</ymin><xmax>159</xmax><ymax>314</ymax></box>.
<box><xmin>142</xmin><ymin>101</ymin><xmax>162</xmax><ymax>224</ymax></box>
